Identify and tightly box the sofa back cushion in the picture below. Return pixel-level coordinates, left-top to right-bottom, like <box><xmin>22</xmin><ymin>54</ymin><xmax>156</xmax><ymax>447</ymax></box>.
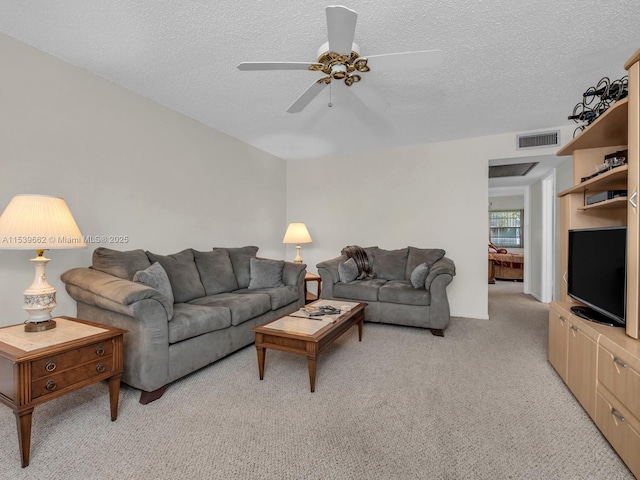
<box><xmin>370</xmin><ymin>247</ymin><xmax>409</xmax><ymax>280</ymax></box>
<box><xmin>214</xmin><ymin>246</ymin><xmax>259</xmax><ymax>289</ymax></box>
<box><xmin>193</xmin><ymin>249</ymin><xmax>239</xmax><ymax>295</ymax></box>
<box><xmin>146</xmin><ymin>249</ymin><xmax>206</xmax><ymax>303</ymax></box>
<box><xmin>92</xmin><ymin>247</ymin><xmax>151</xmax><ymax>281</ymax></box>
<box><xmin>405</xmin><ymin>247</ymin><xmax>446</xmax><ymax>279</ymax></box>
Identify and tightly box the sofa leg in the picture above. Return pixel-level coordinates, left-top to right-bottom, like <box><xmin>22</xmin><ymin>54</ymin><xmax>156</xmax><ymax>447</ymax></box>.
<box><xmin>139</xmin><ymin>385</ymin><xmax>168</xmax><ymax>404</ymax></box>
<box><xmin>430</xmin><ymin>328</ymin><xmax>444</xmax><ymax>337</ymax></box>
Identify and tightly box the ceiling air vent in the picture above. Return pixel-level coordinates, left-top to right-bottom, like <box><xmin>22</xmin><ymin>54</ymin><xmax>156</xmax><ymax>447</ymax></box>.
<box><xmin>489</xmin><ymin>162</ymin><xmax>539</xmax><ymax>178</ymax></box>
<box><xmin>516</xmin><ymin>130</ymin><xmax>560</xmax><ymax>150</ymax></box>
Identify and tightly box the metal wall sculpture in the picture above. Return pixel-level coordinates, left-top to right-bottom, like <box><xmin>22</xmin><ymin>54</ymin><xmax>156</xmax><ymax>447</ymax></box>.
<box><xmin>568</xmin><ymin>75</ymin><xmax>628</xmax><ymax>137</ymax></box>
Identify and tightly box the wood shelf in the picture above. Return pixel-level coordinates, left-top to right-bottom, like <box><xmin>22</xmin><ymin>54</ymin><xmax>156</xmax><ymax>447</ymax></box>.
<box><xmin>557</xmin><ymin>99</ymin><xmax>628</xmax><ymax>156</ymax></box>
<box><xmin>578</xmin><ymin>196</ymin><xmax>627</xmax><ymax>211</ymax></box>
<box><xmin>559</xmin><ymin>165</ymin><xmax>628</xmax><ymax>196</ymax></box>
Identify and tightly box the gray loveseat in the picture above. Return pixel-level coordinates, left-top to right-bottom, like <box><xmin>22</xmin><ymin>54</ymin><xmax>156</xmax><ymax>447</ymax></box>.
<box><xmin>316</xmin><ymin>246</ymin><xmax>455</xmax><ymax>336</ymax></box>
<box><xmin>61</xmin><ymin>246</ymin><xmax>306</xmax><ymax>404</ymax></box>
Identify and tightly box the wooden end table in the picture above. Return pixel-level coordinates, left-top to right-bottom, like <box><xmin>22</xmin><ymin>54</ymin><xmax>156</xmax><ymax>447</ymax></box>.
<box><xmin>251</xmin><ymin>301</ymin><xmax>365</xmax><ymax>392</ymax></box>
<box><xmin>304</xmin><ymin>272</ymin><xmax>322</xmax><ymax>304</ymax></box>
<box><xmin>0</xmin><ymin>316</ymin><xmax>127</xmax><ymax>467</ymax></box>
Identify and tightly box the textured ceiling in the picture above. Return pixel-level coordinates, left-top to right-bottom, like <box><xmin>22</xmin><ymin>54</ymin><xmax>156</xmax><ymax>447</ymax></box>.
<box><xmin>1</xmin><ymin>1</ymin><xmax>640</xmax><ymax>161</ymax></box>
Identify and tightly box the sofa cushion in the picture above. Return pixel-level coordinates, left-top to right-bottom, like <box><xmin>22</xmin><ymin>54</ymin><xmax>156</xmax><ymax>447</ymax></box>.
<box><xmin>92</xmin><ymin>247</ymin><xmax>151</xmax><ymax>281</ymax></box>
<box><xmin>214</xmin><ymin>246</ymin><xmax>259</xmax><ymax>289</ymax></box>
<box><xmin>333</xmin><ymin>278</ymin><xmax>387</xmax><ymax>302</ymax></box>
<box><xmin>193</xmin><ymin>249</ymin><xmax>239</xmax><ymax>295</ymax></box>
<box><xmin>338</xmin><ymin>258</ymin><xmax>358</xmax><ymax>283</ymax></box>
<box><xmin>146</xmin><ymin>249</ymin><xmax>206</xmax><ymax>303</ymax></box>
<box><xmin>168</xmin><ymin>303</ymin><xmax>231</xmax><ymax>344</ymax></box>
<box><xmin>410</xmin><ymin>263</ymin><xmax>430</xmax><ymax>289</ymax></box>
<box><xmin>370</xmin><ymin>247</ymin><xmax>409</xmax><ymax>280</ymax></box>
<box><xmin>248</xmin><ymin>258</ymin><xmax>284</xmax><ymax>289</ymax></box>
<box><xmin>133</xmin><ymin>262</ymin><xmax>175</xmax><ymax>320</ymax></box>
<box><xmin>235</xmin><ymin>285</ymin><xmax>299</xmax><ymax>310</ymax></box>
<box><xmin>405</xmin><ymin>247</ymin><xmax>446</xmax><ymax>279</ymax></box>
<box><xmin>379</xmin><ymin>280</ymin><xmax>431</xmax><ymax>306</ymax></box>
<box><xmin>189</xmin><ymin>292</ymin><xmax>271</xmax><ymax>326</ymax></box>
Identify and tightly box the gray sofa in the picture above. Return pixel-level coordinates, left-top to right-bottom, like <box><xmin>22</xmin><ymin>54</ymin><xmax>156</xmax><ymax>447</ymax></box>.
<box><xmin>61</xmin><ymin>246</ymin><xmax>306</xmax><ymax>404</ymax></box>
<box><xmin>316</xmin><ymin>246</ymin><xmax>455</xmax><ymax>336</ymax></box>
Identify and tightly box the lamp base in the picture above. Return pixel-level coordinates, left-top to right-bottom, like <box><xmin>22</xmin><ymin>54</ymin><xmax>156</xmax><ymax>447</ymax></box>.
<box><xmin>24</xmin><ymin>319</ymin><xmax>57</xmax><ymax>332</ymax></box>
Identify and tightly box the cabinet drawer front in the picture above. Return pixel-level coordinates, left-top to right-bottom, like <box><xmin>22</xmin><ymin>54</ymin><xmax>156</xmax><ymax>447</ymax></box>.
<box><xmin>32</xmin><ymin>340</ymin><xmax>114</xmax><ymax>380</ymax></box>
<box><xmin>598</xmin><ymin>345</ymin><xmax>640</xmax><ymax>420</ymax></box>
<box><xmin>596</xmin><ymin>389</ymin><xmax>640</xmax><ymax>478</ymax></box>
<box><xmin>31</xmin><ymin>356</ymin><xmax>114</xmax><ymax>399</ymax></box>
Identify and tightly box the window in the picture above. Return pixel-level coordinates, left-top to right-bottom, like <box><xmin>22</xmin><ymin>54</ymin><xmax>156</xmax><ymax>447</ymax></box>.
<box><xmin>490</xmin><ymin>210</ymin><xmax>524</xmax><ymax>248</ymax></box>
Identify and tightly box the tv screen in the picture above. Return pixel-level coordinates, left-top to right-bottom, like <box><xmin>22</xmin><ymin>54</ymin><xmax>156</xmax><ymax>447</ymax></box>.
<box><xmin>568</xmin><ymin>227</ymin><xmax>626</xmax><ymax>327</ymax></box>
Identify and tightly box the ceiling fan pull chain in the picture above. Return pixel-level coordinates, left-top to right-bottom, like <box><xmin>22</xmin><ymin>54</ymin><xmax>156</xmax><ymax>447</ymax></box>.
<box><xmin>328</xmin><ymin>82</ymin><xmax>333</xmax><ymax>108</ymax></box>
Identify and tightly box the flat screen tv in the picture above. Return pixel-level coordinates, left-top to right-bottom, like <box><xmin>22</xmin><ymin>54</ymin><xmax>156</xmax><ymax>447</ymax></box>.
<box><xmin>567</xmin><ymin>226</ymin><xmax>626</xmax><ymax>327</ymax></box>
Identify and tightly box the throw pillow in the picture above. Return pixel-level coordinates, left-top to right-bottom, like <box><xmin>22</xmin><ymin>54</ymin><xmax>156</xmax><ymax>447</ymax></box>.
<box><xmin>133</xmin><ymin>262</ymin><xmax>174</xmax><ymax>320</ymax></box>
<box><xmin>92</xmin><ymin>247</ymin><xmax>152</xmax><ymax>281</ymax></box>
<box><xmin>146</xmin><ymin>249</ymin><xmax>206</xmax><ymax>303</ymax></box>
<box><xmin>193</xmin><ymin>249</ymin><xmax>239</xmax><ymax>295</ymax></box>
<box><xmin>338</xmin><ymin>257</ymin><xmax>358</xmax><ymax>283</ymax></box>
<box><xmin>248</xmin><ymin>258</ymin><xmax>285</xmax><ymax>289</ymax></box>
<box><xmin>410</xmin><ymin>263</ymin><xmax>430</xmax><ymax>289</ymax></box>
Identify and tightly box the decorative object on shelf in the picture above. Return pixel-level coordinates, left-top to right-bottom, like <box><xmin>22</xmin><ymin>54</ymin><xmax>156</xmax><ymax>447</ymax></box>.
<box><xmin>579</xmin><ymin>149</ymin><xmax>628</xmax><ymax>182</ymax></box>
<box><xmin>0</xmin><ymin>194</ymin><xmax>86</xmax><ymax>331</ymax></box>
<box><xmin>568</xmin><ymin>75</ymin><xmax>629</xmax><ymax>137</ymax></box>
<box><xmin>282</xmin><ymin>222</ymin><xmax>312</xmax><ymax>264</ymax></box>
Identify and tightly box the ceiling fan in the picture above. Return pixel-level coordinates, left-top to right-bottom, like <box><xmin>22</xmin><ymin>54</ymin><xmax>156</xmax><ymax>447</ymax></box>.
<box><xmin>237</xmin><ymin>5</ymin><xmax>443</xmax><ymax>113</ymax></box>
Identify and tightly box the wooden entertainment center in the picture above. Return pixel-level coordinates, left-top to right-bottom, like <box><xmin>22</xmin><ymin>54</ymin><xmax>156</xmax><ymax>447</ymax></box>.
<box><xmin>549</xmin><ymin>49</ymin><xmax>640</xmax><ymax>478</ymax></box>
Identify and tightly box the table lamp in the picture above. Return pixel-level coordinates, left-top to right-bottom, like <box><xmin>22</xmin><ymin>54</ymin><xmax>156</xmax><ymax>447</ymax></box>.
<box><xmin>0</xmin><ymin>194</ymin><xmax>87</xmax><ymax>331</ymax></box>
<box><xmin>282</xmin><ymin>222</ymin><xmax>312</xmax><ymax>264</ymax></box>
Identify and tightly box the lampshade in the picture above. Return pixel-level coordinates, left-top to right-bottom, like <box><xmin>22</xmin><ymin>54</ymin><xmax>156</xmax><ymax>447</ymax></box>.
<box><xmin>0</xmin><ymin>194</ymin><xmax>86</xmax><ymax>250</ymax></box>
<box><xmin>0</xmin><ymin>194</ymin><xmax>86</xmax><ymax>331</ymax></box>
<box><xmin>282</xmin><ymin>222</ymin><xmax>312</xmax><ymax>244</ymax></box>
<box><xmin>282</xmin><ymin>222</ymin><xmax>312</xmax><ymax>264</ymax></box>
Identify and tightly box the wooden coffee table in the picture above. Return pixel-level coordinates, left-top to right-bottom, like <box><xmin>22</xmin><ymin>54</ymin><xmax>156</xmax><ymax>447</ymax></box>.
<box><xmin>251</xmin><ymin>300</ymin><xmax>366</xmax><ymax>392</ymax></box>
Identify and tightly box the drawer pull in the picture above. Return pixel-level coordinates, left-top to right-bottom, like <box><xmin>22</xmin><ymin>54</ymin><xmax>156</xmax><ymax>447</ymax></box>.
<box><xmin>45</xmin><ymin>361</ymin><xmax>56</xmax><ymax>372</ymax></box>
<box><xmin>96</xmin><ymin>363</ymin><xmax>106</xmax><ymax>373</ymax></box>
<box><xmin>613</xmin><ymin>357</ymin><xmax>628</xmax><ymax>368</ymax></box>
<box><xmin>570</xmin><ymin>325</ymin><xmax>579</xmax><ymax>332</ymax></box>
<box><xmin>46</xmin><ymin>380</ymin><xmax>57</xmax><ymax>391</ymax></box>
<box><xmin>559</xmin><ymin>316</ymin><xmax>567</xmax><ymax>322</ymax></box>
<box><xmin>611</xmin><ymin>408</ymin><xmax>626</xmax><ymax>423</ymax></box>
<box><xmin>96</xmin><ymin>346</ymin><xmax>105</xmax><ymax>356</ymax></box>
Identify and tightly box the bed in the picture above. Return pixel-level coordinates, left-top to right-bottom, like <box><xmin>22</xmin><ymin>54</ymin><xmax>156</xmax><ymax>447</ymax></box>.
<box><xmin>488</xmin><ymin>252</ymin><xmax>524</xmax><ymax>282</ymax></box>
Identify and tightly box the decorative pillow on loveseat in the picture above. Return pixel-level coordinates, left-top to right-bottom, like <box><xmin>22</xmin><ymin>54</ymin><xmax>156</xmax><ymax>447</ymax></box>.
<box><xmin>248</xmin><ymin>258</ymin><xmax>285</xmax><ymax>289</ymax></box>
<box><xmin>338</xmin><ymin>257</ymin><xmax>359</xmax><ymax>283</ymax></box>
<box><xmin>405</xmin><ymin>247</ymin><xmax>446</xmax><ymax>279</ymax></box>
<box><xmin>410</xmin><ymin>263</ymin><xmax>430</xmax><ymax>289</ymax></box>
<box><xmin>146</xmin><ymin>249</ymin><xmax>206</xmax><ymax>303</ymax></box>
<box><xmin>133</xmin><ymin>262</ymin><xmax>175</xmax><ymax>319</ymax></box>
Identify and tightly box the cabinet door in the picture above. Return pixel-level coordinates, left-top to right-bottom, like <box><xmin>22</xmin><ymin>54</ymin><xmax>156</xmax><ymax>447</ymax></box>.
<box><xmin>548</xmin><ymin>308</ymin><xmax>569</xmax><ymax>382</ymax></box>
<box><xmin>627</xmin><ymin>60</ymin><xmax>640</xmax><ymax>339</ymax></box>
<box><xmin>567</xmin><ymin>321</ymin><xmax>598</xmax><ymax>420</ymax></box>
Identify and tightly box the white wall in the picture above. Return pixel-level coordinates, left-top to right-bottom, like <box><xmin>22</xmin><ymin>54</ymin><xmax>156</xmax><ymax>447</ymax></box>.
<box><xmin>0</xmin><ymin>34</ymin><xmax>287</xmax><ymax>326</ymax></box>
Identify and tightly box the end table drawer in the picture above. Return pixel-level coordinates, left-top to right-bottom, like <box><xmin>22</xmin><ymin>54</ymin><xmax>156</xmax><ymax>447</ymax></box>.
<box><xmin>31</xmin><ymin>340</ymin><xmax>114</xmax><ymax>380</ymax></box>
<box><xmin>32</xmin><ymin>356</ymin><xmax>115</xmax><ymax>399</ymax></box>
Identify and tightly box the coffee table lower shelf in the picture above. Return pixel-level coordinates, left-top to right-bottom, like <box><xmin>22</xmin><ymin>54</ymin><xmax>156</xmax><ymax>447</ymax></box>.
<box><xmin>251</xmin><ymin>302</ymin><xmax>366</xmax><ymax>392</ymax></box>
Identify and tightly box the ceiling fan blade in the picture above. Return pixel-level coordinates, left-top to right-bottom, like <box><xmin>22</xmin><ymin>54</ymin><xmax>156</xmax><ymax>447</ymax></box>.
<box><xmin>237</xmin><ymin>62</ymin><xmax>322</xmax><ymax>71</ymax></box>
<box><xmin>350</xmin><ymin>82</ymin><xmax>390</xmax><ymax>112</ymax></box>
<box><xmin>364</xmin><ymin>50</ymin><xmax>444</xmax><ymax>71</ymax></box>
<box><xmin>326</xmin><ymin>5</ymin><xmax>357</xmax><ymax>55</ymax></box>
<box><xmin>287</xmin><ymin>81</ymin><xmax>328</xmax><ymax>113</ymax></box>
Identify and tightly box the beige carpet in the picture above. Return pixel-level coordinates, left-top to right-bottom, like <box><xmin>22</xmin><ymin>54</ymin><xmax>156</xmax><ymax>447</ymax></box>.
<box><xmin>0</xmin><ymin>281</ymin><xmax>633</xmax><ymax>479</ymax></box>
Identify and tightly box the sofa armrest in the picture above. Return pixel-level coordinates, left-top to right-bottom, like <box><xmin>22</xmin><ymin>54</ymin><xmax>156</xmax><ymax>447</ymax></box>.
<box><xmin>424</xmin><ymin>257</ymin><xmax>456</xmax><ymax>290</ymax></box>
<box><xmin>283</xmin><ymin>261</ymin><xmax>307</xmax><ymax>306</ymax></box>
<box><xmin>316</xmin><ymin>256</ymin><xmax>346</xmax><ymax>299</ymax></box>
<box><xmin>61</xmin><ymin>267</ymin><xmax>172</xmax><ymax>320</ymax></box>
